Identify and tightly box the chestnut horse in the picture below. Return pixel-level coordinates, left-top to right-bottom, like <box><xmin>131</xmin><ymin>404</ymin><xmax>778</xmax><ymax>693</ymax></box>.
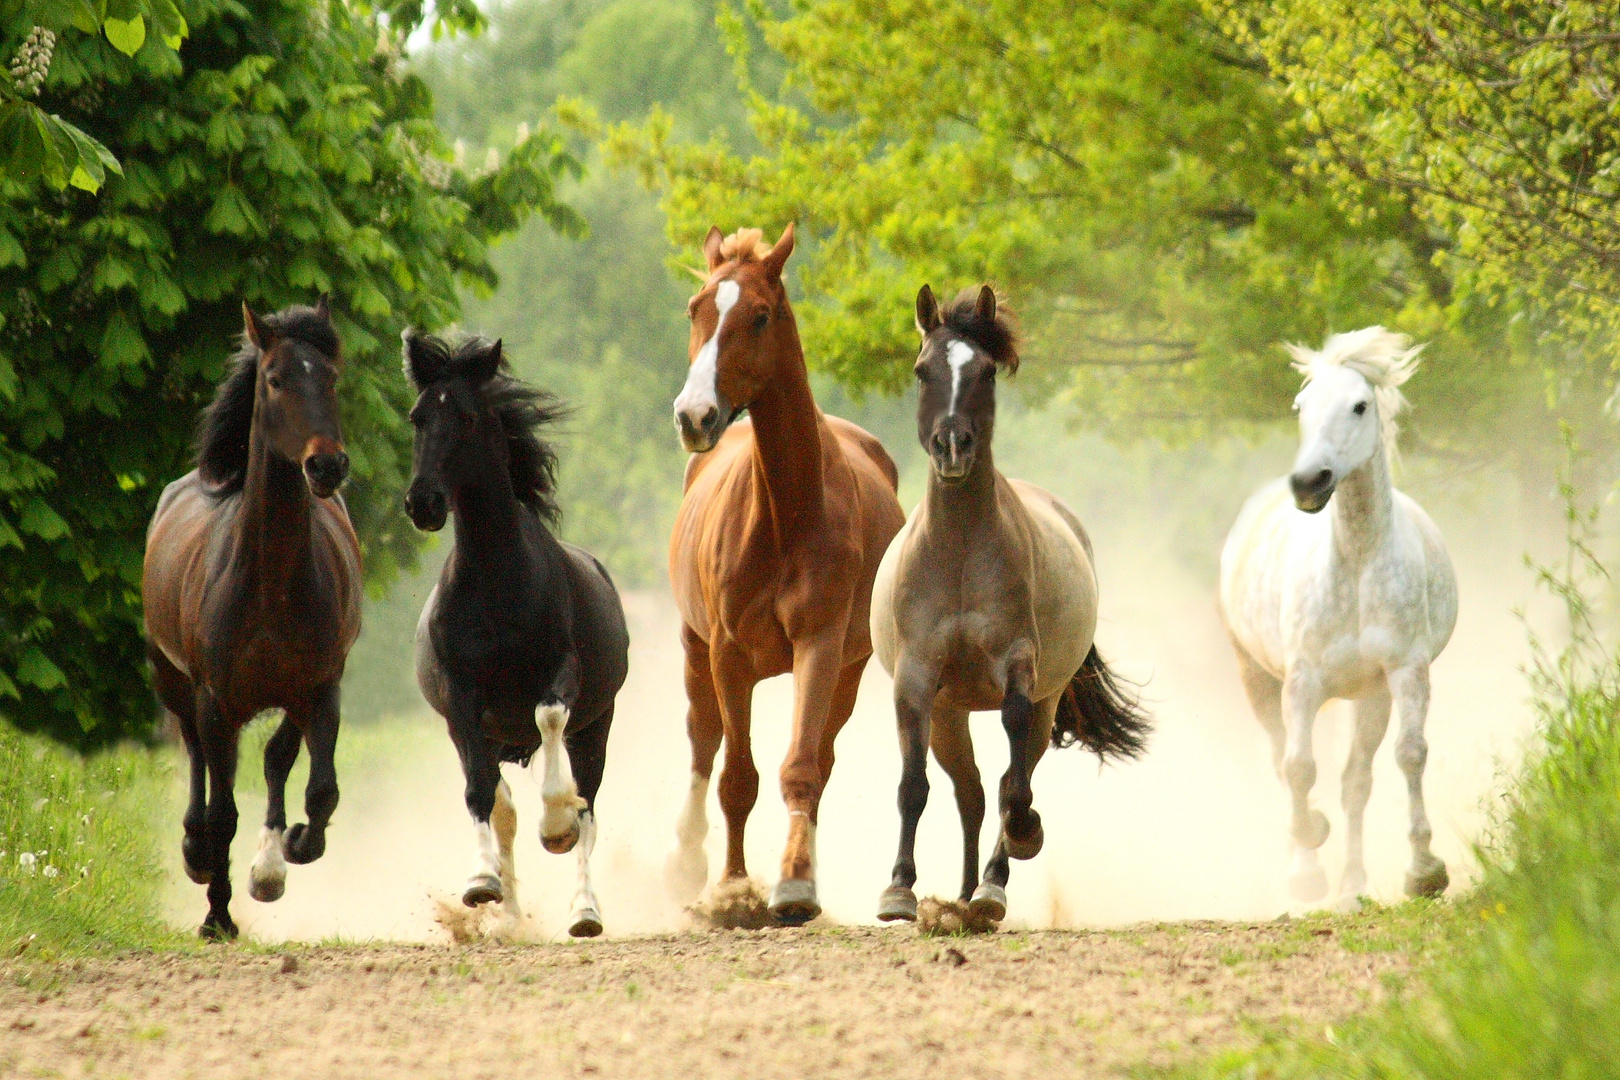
<box><xmin>667</xmin><ymin>224</ymin><xmax>906</xmax><ymax>923</ymax></box>
<box><xmin>143</xmin><ymin>299</ymin><xmax>362</xmax><ymax>938</ymax></box>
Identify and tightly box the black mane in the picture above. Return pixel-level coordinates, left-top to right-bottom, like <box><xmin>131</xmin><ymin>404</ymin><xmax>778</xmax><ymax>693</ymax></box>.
<box><xmin>407</xmin><ymin>332</ymin><xmax>566</xmax><ymax>525</ymax></box>
<box><xmin>940</xmin><ymin>287</ymin><xmax>1020</xmax><ymax>373</ymax></box>
<box><xmin>196</xmin><ymin>304</ymin><xmax>340</xmax><ymax>493</ymax></box>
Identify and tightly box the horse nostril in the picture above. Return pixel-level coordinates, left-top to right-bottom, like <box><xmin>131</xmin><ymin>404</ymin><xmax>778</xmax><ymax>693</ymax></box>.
<box><xmin>958</xmin><ymin>431</ymin><xmax>974</xmax><ymax>452</ymax></box>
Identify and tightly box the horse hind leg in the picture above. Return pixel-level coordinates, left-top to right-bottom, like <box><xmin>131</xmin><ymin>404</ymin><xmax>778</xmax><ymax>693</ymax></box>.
<box><xmin>1390</xmin><ymin>666</ymin><xmax>1448</xmax><ymax>898</ymax></box>
<box><xmin>249</xmin><ymin>713</ymin><xmax>301</xmax><ymax>902</ymax></box>
<box><xmin>151</xmin><ymin>648</ymin><xmax>209</xmax><ymax>885</ymax></box>
<box><xmin>563</xmin><ymin>711</ymin><xmax>611</xmax><ymax>938</ymax></box>
<box><xmin>1233</xmin><ymin>642</ymin><xmax>1286</xmax><ymax>779</ymax></box>
<box><xmin>1282</xmin><ymin>673</ymin><xmax>1332</xmax><ymax>903</ymax></box>
<box><xmin>668</xmin><ymin>627</ymin><xmax>722</xmax><ymax>903</ymax></box>
<box><xmin>1338</xmin><ymin>688</ymin><xmax>1391</xmax><ymax>911</ymax></box>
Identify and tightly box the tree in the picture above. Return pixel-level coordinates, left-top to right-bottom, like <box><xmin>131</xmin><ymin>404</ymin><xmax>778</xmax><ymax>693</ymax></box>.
<box><xmin>0</xmin><ymin>0</ymin><xmax>581</xmax><ymax>748</ymax></box>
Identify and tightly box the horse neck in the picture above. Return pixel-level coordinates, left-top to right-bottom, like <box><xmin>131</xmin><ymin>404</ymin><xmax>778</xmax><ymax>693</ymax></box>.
<box><xmin>449</xmin><ymin>435</ymin><xmax>533</xmax><ymax>578</ymax></box>
<box><xmin>1330</xmin><ymin>438</ymin><xmax>1396</xmax><ymax>562</ymax></box>
<box><xmin>235</xmin><ymin>422</ymin><xmax>316</xmax><ymax>593</ymax></box>
<box><xmin>747</xmin><ymin>308</ymin><xmax>826</xmax><ymax>540</ymax></box>
<box><xmin>921</xmin><ymin>441</ymin><xmax>999</xmax><ymax>533</ymax></box>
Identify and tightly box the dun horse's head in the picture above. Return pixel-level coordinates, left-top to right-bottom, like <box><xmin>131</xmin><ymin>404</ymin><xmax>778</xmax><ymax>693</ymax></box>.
<box><xmin>912</xmin><ymin>284</ymin><xmax>1019</xmax><ymax>484</ymax></box>
<box><xmin>242</xmin><ymin>297</ymin><xmax>348</xmax><ymax>499</ymax></box>
<box><xmin>674</xmin><ymin>223</ymin><xmax>796</xmax><ymax>453</ymax></box>
<box><xmin>1286</xmin><ymin>327</ymin><xmax>1421</xmax><ymax>513</ymax></box>
<box><xmin>401</xmin><ymin>331</ymin><xmax>563</xmax><ymax>533</ymax></box>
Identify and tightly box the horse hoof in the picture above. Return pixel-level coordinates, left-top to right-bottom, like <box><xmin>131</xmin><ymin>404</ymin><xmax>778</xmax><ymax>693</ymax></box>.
<box><xmin>462</xmin><ymin>875</ymin><xmax>503</xmax><ymax>908</ymax></box>
<box><xmin>284</xmin><ymin>823</ymin><xmax>325</xmax><ymax>865</ymax></box>
<box><xmin>182</xmin><ymin>837</ymin><xmax>211</xmax><ymax>884</ymax></box>
<box><xmin>968</xmin><ymin>882</ymin><xmax>1007</xmax><ymax>924</ymax></box>
<box><xmin>541</xmin><ymin>821</ymin><xmax>581</xmax><ymax>855</ymax></box>
<box><xmin>569</xmin><ymin>907</ymin><xmax>604</xmax><ymax>939</ymax></box>
<box><xmin>199</xmin><ymin>915</ymin><xmax>238</xmax><ymax>941</ymax></box>
<box><xmin>248</xmin><ymin>867</ymin><xmax>285</xmax><ymax>904</ymax></box>
<box><xmin>1288</xmin><ymin>857</ymin><xmax>1329</xmax><ymax>903</ymax></box>
<box><xmin>664</xmin><ymin>847</ymin><xmax>708</xmax><ymax>904</ymax></box>
<box><xmin>184</xmin><ymin>860</ymin><xmax>212</xmax><ymax>885</ymax></box>
<box><xmin>769</xmin><ymin>878</ymin><xmax>820</xmax><ymax>925</ymax></box>
<box><xmin>1299</xmin><ymin>809</ymin><xmax>1331</xmax><ymax>850</ymax></box>
<box><xmin>1405</xmin><ymin>859</ymin><xmax>1449</xmax><ymax>899</ymax></box>
<box><xmin>1002</xmin><ymin>813</ymin><xmax>1044</xmax><ymax>861</ymax></box>
<box><xmin>877</xmin><ymin>886</ymin><xmax>918</xmax><ymax>923</ymax></box>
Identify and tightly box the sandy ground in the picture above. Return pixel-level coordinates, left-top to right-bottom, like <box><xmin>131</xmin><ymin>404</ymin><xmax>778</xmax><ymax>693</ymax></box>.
<box><xmin>0</xmin><ymin>919</ymin><xmax>1411</xmax><ymax>1080</ymax></box>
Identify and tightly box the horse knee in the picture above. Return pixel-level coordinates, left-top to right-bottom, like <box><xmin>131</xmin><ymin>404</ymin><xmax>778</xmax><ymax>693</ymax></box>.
<box><xmin>1282</xmin><ymin>750</ymin><xmax>1317</xmax><ymax>794</ymax></box>
<box><xmin>1395</xmin><ymin>732</ymin><xmax>1427</xmax><ymax>775</ymax></box>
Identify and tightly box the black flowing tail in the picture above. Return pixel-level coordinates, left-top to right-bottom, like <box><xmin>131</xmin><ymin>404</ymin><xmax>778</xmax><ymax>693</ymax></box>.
<box><xmin>1052</xmin><ymin>645</ymin><xmax>1151</xmax><ymax>760</ymax></box>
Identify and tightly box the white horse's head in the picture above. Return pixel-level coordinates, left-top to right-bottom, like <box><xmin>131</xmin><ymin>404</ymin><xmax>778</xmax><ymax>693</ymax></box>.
<box><xmin>1286</xmin><ymin>327</ymin><xmax>1422</xmax><ymax>513</ymax></box>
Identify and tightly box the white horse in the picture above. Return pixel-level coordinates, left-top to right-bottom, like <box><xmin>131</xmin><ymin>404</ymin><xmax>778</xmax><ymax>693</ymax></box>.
<box><xmin>1219</xmin><ymin>327</ymin><xmax>1457</xmax><ymax>909</ymax></box>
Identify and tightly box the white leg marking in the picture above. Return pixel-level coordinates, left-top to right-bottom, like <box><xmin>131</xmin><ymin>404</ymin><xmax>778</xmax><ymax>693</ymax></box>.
<box><xmin>537</xmin><ymin>704</ymin><xmax>585</xmax><ymax>848</ymax></box>
<box><xmin>674</xmin><ymin>280</ymin><xmax>741</xmax><ymax>426</ymax></box>
<box><xmin>666</xmin><ymin>772</ymin><xmax>710</xmax><ymax>902</ymax></box>
<box><xmin>473</xmin><ymin>819</ymin><xmax>501</xmax><ymax>880</ymax></box>
<box><xmin>248</xmin><ymin>826</ymin><xmax>287</xmax><ymax>902</ymax></box>
<box><xmin>569</xmin><ymin>811</ymin><xmax>603</xmax><ymax>937</ymax></box>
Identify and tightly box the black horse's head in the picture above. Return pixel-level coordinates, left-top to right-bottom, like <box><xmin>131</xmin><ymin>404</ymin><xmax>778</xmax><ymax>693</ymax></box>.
<box><xmin>401</xmin><ymin>330</ymin><xmax>564</xmax><ymax>532</ymax></box>
<box><xmin>912</xmin><ymin>284</ymin><xmax>1019</xmax><ymax>484</ymax></box>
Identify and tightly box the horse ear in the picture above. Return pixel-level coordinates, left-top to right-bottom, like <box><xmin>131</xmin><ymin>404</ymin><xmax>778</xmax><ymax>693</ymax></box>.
<box><xmin>243</xmin><ymin>302</ymin><xmax>274</xmax><ymax>351</ymax></box>
<box><xmin>703</xmin><ymin>226</ymin><xmax>726</xmax><ymax>271</ymax></box>
<box><xmin>314</xmin><ymin>294</ymin><xmax>331</xmax><ymax>321</ymax></box>
<box><xmin>915</xmin><ymin>284</ymin><xmax>941</xmax><ymax>336</ymax></box>
<box><xmin>467</xmin><ymin>338</ymin><xmax>503</xmax><ymax>384</ymax></box>
<box><xmin>762</xmin><ymin>222</ymin><xmax>796</xmax><ymax>283</ymax></box>
<box><xmin>974</xmin><ymin>284</ymin><xmax>996</xmax><ymax>324</ymax></box>
<box><xmin>401</xmin><ymin>328</ymin><xmax>442</xmax><ymax>390</ymax></box>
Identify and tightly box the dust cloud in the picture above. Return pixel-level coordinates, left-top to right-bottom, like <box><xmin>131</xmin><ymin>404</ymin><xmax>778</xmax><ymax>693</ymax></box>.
<box><xmin>163</xmin><ymin>442</ymin><xmax>1553</xmax><ymax>942</ymax></box>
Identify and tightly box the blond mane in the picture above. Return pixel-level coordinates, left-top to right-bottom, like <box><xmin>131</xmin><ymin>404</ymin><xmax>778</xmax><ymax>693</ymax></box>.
<box><xmin>1287</xmin><ymin>326</ymin><xmax>1423</xmax><ymax>466</ymax></box>
<box><xmin>719</xmin><ymin>227</ymin><xmax>773</xmax><ymax>263</ymax></box>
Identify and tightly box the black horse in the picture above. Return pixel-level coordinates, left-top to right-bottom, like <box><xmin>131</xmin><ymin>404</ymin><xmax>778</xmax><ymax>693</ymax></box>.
<box><xmin>403</xmin><ymin>330</ymin><xmax>628</xmax><ymax>937</ymax></box>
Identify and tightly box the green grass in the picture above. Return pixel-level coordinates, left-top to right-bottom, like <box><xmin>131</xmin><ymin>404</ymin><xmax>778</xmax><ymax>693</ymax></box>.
<box><xmin>0</xmin><ymin>723</ymin><xmax>186</xmax><ymax>957</ymax></box>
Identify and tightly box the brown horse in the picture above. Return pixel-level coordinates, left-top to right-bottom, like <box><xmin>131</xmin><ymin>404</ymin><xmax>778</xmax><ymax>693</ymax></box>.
<box><xmin>666</xmin><ymin>224</ymin><xmax>906</xmax><ymax>923</ymax></box>
<box><xmin>143</xmin><ymin>299</ymin><xmax>362</xmax><ymax>938</ymax></box>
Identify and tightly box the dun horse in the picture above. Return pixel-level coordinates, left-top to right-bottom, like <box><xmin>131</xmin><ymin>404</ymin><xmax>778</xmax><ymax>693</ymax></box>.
<box><xmin>143</xmin><ymin>299</ymin><xmax>362</xmax><ymax>938</ymax></box>
<box><xmin>870</xmin><ymin>286</ymin><xmax>1149</xmax><ymax>926</ymax></box>
<box><xmin>667</xmin><ymin>224</ymin><xmax>906</xmax><ymax>923</ymax></box>
<box><xmin>404</xmin><ymin>332</ymin><xmax>628</xmax><ymax>938</ymax></box>
<box><xmin>1219</xmin><ymin>327</ymin><xmax>1456</xmax><ymax>908</ymax></box>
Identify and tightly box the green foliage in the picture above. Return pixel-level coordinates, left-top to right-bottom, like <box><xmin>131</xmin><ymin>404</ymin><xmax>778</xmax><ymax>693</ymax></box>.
<box><xmin>1245</xmin><ymin>1</ymin><xmax>1620</xmax><ymax>362</ymax></box>
<box><xmin>0</xmin><ymin>0</ymin><xmax>580</xmax><ymax>749</ymax></box>
<box><xmin>0</xmin><ymin>721</ymin><xmax>180</xmax><ymax>955</ymax></box>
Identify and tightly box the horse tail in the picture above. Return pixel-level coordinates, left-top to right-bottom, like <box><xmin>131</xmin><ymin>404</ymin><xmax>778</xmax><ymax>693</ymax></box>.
<box><xmin>1052</xmin><ymin>645</ymin><xmax>1150</xmax><ymax>761</ymax></box>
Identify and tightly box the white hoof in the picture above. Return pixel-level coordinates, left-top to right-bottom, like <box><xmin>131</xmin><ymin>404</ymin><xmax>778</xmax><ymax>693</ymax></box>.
<box><xmin>968</xmin><ymin>882</ymin><xmax>1007</xmax><ymax>924</ymax></box>
<box><xmin>665</xmin><ymin>845</ymin><xmax>708</xmax><ymax>903</ymax></box>
<box><xmin>1288</xmin><ymin>848</ymin><xmax>1329</xmax><ymax>903</ymax></box>
<box><xmin>569</xmin><ymin>902</ymin><xmax>604</xmax><ymax>938</ymax></box>
<box><xmin>248</xmin><ymin>827</ymin><xmax>287</xmax><ymax>903</ymax></box>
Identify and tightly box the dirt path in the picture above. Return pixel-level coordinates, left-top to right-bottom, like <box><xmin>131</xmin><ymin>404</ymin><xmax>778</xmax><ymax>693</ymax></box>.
<box><xmin>0</xmin><ymin>919</ymin><xmax>1408</xmax><ymax>1079</ymax></box>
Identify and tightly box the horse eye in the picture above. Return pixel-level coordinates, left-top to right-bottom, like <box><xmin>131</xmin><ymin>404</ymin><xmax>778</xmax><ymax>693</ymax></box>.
<box><xmin>753</xmin><ymin>311</ymin><xmax>770</xmax><ymax>332</ymax></box>
<box><xmin>267</xmin><ymin>374</ymin><xmax>282</xmax><ymax>390</ymax></box>
<box><xmin>1353</xmin><ymin>401</ymin><xmax>1368</xmax><ymax>415</ymax></box>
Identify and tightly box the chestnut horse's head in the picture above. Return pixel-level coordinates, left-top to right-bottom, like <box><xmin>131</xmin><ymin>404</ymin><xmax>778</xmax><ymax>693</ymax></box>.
<box><xmin>673</xmin><ymin>223</ymin><xmax>796</xmax><ymax>453</ymax></box>
<box><xmin>912</xmin><ymin>284</ymin><xmax>1019</xmax><ymax>483</ymax></box>
<box><xmin>198</xmin><ymin>298</ymin><xmax>347</xmax><ymax>499</ymax></box>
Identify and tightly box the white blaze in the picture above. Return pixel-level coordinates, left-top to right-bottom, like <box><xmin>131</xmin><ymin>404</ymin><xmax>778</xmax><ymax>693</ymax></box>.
<box><xmin>674</xmin><ymin>280</ymin><xmax>741</xmax><ymax>425</ymax></box>
<box><xmin>946</xmin><ymin>339</ymin><xmax>974</xmax><ymax>416</ymax></box>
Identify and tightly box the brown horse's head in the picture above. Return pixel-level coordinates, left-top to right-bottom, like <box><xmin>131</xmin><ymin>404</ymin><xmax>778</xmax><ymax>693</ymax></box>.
<box><xmin>913</xmin><ymin>284</ymin><xmax>1019</xmax><ymax>483</ymax></box>
<box><xmin>400</xmin><ymin>330</ymin><xmax>563</xmax><ymax>533</ymax></box>
<box><xmin>198</xmin><ymin>298</ymin><xmax>347</xmax><ymax>499</ymax></box>
<box><xmin>673</xmin><ymin>223</ymin><xmax>796</xmax><ymax>453</ymax></box>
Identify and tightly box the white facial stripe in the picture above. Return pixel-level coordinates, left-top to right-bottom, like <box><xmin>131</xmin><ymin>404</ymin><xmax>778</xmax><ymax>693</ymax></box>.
<box><xmin>946</xmin><ymin>340</ymin><xmax>974</xmax><ymax>416</ymax></box>
<box><xmin>675</xmin><ymin>280</ymin><xmax>741</xmax><ymax>418</ymax></box>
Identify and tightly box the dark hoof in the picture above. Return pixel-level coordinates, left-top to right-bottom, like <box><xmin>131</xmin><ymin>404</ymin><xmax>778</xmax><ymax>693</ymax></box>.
<box><xmin>1405</xmin><ymin>859</ymin><xmax>1449</xmax><ymax>899</ymax></box>
<box><xmin>463</xmin><ymin>875</ymin><xmax>503</xmax><ymax>908</ymax></box>
<box><xmin>182</xmin><ymin>837</ymin><xmax>211</xmax><ymax>885</ymax></box>
<box><xmin>1002</xmin><ymin>809</ymin><xmax>1044</xmax><ymax>860</ymax></box>
<box><xmin>540</xmin><ymin>823</ymin><xmax>581</xmax><ymax>855</ymax></box>
<box><xmin>199</xmin><ymin>914</ymin><xmax>239</xmax><ymax>941</ymax></box>
<box><xmin>769</xmin><ymin>878</ymin><xmax>820</xmax><ymax>925</ymax></box>
<box><xmin>877</xmin><ymin>885</ymin><xmax>919</xmax><ymax>923</ymax></box>
<box><xmin>968</xmin><ymin>882</ymin><xmax>1007</xmax><ymax>925</ymax></box>
<box><xmin>568</xmin><ymin>907</ymin><xmax>604</xmax><ymax>938</ymax></box>
<box><xmin>284</xmin><ymin>823</ymin><xmax>325</xmax><ymax>865</ymax></box>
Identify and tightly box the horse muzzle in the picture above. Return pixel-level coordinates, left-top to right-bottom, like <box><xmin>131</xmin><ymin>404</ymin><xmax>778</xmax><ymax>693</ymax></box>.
<box><xmin>1290</xmin><ymin>467</ymin><xmax>1335</xmax><ymax>513</ymax></box>
<box><xmin>929</xmin><ymin>427</ymin><xmax>976</xmax><ymax>483</ymax></box>
<box><xmin>404</xmin><ymin>486</ymin><xmax>448</xmax><ymax>532</ymax></box>
<box><xmin>674</xmin><ymin>399</ymin><xmax>735</xmax><ymax>454</ymax></box>
<box><xmin>303</xmin><ymin>449</ymin><xmax>349</xmax><ymax>499</ymax></box>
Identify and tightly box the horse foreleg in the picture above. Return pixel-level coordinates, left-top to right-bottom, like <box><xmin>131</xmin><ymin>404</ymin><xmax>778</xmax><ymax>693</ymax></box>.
<box><xmin>197</xmin><ymin>690</ymin><xmax>241</xmax><ymax>940</ymax></box>
<box><xmin>451</xmin><ymin>693</ymin><xmax>504</xmax><ymax>908</ymax></box>
<box><xmin>774</xmin><ymin>632</ymin><xmax>850</xmax><ymax>924</ymax></box>
<box><xmin>1282</xmin><ymin>672</ymin><xmax>1331</xmax><ymax>902</ymax></box>
<box><xmin>285</xmin><ymin>684</ymin><xmax>340</xmax><ymax>866</ymax></box>
<box><xmin>491</xmin><ymin>778</ymin><xmax>522</xmax><ymax>932</ymax></box>
<box><xmin>564</xmin><ymin>711</ymin><xmax>611</xmax><ymax>938</ymax></box>
<box><xmin>668</xmin><ymin>627</ymin><xmax>722</xmax><ymax>903</ymax></box>
<box><xmin>928</xmin><ymin>704</ymin><xmax>982</xmax><ymax>904</ymax></box>
<box><xmin>712</xmin><ymin>645</ymin><xmax>759</xmax><ymax>886</ymax></box>
<box><xmin>177</xmin><ymin>711</ymin><xmax>211</xmax><ymax>886</ymax></box>
<box><xmin>536</xmin><ymin>704</ymin><xmax>586</xmax><ymax>854</ymax></box>
<box><xmin>1339</xmin><ymin>689</ymin><xmax>1391</xmax><ymax>910</ymax></box>
<box><xmin>997</xmin><ymin>651</ymin><xmax>1043</xmax><ymax>861</ymax></box>
<box><xmin>878</xmin><ymin>655</ymin><xmax>941</xmax><ymax>923</ymax></box>
<box><xmin>249</xmin><ymin>714</ymin><xmax>301</xmax><ymax>902</ymax></box>
<box><xmin>1234</xmin><ymin>643</ymin><xmax>1286</xmax><ymax>778</ymax></box>
<box><xmin>1390</xmin><ymin>666</ymin><xmax>1448</xmax><ymax>897</ymax></box>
